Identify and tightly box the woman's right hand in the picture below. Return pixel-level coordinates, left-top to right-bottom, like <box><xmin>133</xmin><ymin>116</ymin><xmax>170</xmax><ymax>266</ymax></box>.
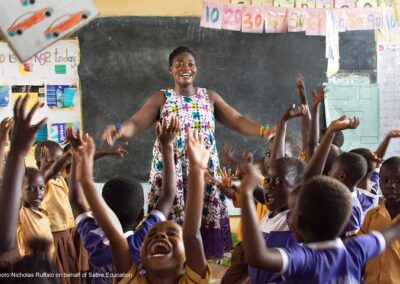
<box><xmin>102</xmin><ymin>124</ymin><xmax>122</xmax><ymax>145</ymax></box>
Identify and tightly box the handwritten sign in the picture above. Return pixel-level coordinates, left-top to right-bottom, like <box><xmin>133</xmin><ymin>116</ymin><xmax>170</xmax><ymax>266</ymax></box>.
<box><xmin>334</xmin><ymin>0</ymin><xmax>356</xmax><ymax>8</ymax></box>
<box><xmin>274</xmin><ymin>0</ymin><xmax>296</xmax><ymax>7</ymax></box>
<box><xmin>288</xmin><ymin>8</ymin><xmax>307</xmax><ymax>31</ymax></box>
<box><xmin>295</xmin><ymin>0</ymin><xmax>316</xmax><ymax>8</ymax></box>
<box><xmin>252</xmin><ymin>0</ymin><xmax>274</xmax><ymax>6</ymax></box>
<box><xmin>222</xmin><ymin>3</ymin><xmax>243</xmax><ymax>31</ymax></box>
<box><xmin>331</xmin><ymin>9</ymin><xmax>347</xmax><ymax>32</ymax></box>
<box><xmin>356</xmin><ymin>0</ymin><xmax>378</xmax><ymax>7</ymax></box>
<box><xmin>200</xmin><ymin>1</ymin><xmax>223</xmax><ymax>29</ymax></box>
<box><xmin>242</xmin><ymin>5</ymin><xmax>264</xmax><ymax>33</ymax></box>
<box><xmin>316</xmin><ymin>0</ymin><xmax>333</xmax><ymax>8</ymax></box>
<box><xmin>383</xmin><ymin>7</ymin><xmax>400</xmax><ymax>31</ymax></box>
<box><xmin>265</xmin><ymin>7</ymin><xmax>288</xmax><ymax>32</ymax></box>
<box><xmin>346</xmin><ymin>8</ymin><xmax>384</xmax><ymax>30</ymax></box>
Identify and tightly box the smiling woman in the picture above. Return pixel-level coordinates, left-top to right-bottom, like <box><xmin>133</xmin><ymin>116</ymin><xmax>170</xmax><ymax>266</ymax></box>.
<box><xmin>102</xmin><ymin>46</ymin><xmax>275</xmax><ymax>259</ymax></box>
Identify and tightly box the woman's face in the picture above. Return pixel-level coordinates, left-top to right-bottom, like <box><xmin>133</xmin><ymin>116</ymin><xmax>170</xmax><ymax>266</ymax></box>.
<box><xmin>169</xmin><ymin>52</ymin><xmax>197</xmax><ymax>87</ymax></box>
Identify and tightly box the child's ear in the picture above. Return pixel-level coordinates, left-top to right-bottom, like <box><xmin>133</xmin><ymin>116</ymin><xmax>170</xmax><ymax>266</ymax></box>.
<box><xmin>339</xmin><ymin>171</ymin><xmax>347</xmax><ymax>183</ymax></box>
<box><xmin>137</xmin><ymin>208</ymin><xmax>144</xmax><ymax>223</ymax></box>
<box><xmin>168</xmin><ymin>65</ymin><xmax>172</xmax><ymax>74</ymax></box>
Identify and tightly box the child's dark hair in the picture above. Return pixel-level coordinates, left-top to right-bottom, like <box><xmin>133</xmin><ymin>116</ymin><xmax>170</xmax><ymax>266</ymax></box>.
<box><xmin>34</xmin><ymin>140</ymin><xmax>62</xmax><ymax>162</ymax></box>
<box><xmin>270</xmin><ymin>157</ymin><xmax>305</xmax><ymax>185</ymax></box>
<box><xmin>23</xmin><ymin>167</ymin><xmax>42</xmax><ymax>185</ymax></box>
<box><xmin>11</xmin><ymin>238</ymin><xmax>59</xmax><ymax>283</ymax></box>
<box><xmin>285</xmin><ymin>133</ymin><xmax>302</xmax><ymax>159</ymax></box>
<box><xmin>334</xmin><ymin>152</ymin><xmax>367</xmax><ymax>187</ymax></box>
<box><xmin>102</xmin><ymin>178</ymin><xmax>144</xmax><ymax>228</ymax></box>
<box><xmin>321</xmin><ymin>128</ymin><xmax>344</xmax><ymax>148</ymax></box>
<box><xmin>381</xmin><ymin>156</ymin><xmax>400</xmax><ymax>171</ymax></box>
<box><xmin>298</xmin><ymin>176</ymin><xmax>352</xmax><ymax>240</ymax></box>
<box><xmin>349</xmin><ymin>148</ymin><xmax>375</xmax><ymax>178</ymax></box>
<box><xmin>168</xmin><ymin>46</ymin><xmax>196</xmax><ymax>66</ymax></box>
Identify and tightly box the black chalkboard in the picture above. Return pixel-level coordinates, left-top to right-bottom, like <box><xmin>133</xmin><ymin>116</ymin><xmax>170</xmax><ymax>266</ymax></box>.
<box><xmin>74</xmin><ymin>17</ymin><xmax>376</xmax><ymax>182</ymax></box>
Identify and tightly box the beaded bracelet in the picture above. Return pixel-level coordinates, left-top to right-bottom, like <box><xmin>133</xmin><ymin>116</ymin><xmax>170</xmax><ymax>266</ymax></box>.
<box><xmin>259</xmin><ymin>123</ymin><xmax>269</xmax><ymax>137</ymax></box>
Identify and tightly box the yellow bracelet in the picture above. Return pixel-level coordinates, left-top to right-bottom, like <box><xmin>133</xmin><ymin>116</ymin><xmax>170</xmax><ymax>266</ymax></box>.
<box><xmin>259</xmin><ymin>126</ymin><xmax>264</xmax><ymax>137</ymax></box>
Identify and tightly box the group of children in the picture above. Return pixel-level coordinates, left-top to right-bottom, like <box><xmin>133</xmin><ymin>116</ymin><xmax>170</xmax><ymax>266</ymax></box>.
<box><xmin>0</xmin><ymin>73</ymin><xmax>400</xmax><ymax>284</ymax></box>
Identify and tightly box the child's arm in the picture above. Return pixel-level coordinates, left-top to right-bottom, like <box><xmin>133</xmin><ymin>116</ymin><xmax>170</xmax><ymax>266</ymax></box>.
<box><xmin>270</xmin><ymin>104</ymin><xmax>307</xmax><ymax>161</ymax></box>
<box><xmin>152</xmin><ymin>116</ymin><xmax>179</xmax><ymax>217</ymax></box>
<box><xmin>240</xmin><ymin>163</ymin><xmax>283</xmax><ymax>272</ymax></box>
<box><xmin>378</xmin><ymin>220</ymin><xmax>400</xmax><ymax>247</ymax></box>
<box><xmin>295</xmin><ymin>74</ymin><xmax>311</xmax><ymax>151</ymax></box>
<box><xmin>43</xmin><ymin>150</ymin><xmax>71</xmax><ymax>183</ymax></box>
<box><xmin>183</xmin><ymin>128</ymin><xmax>210</xmax><ymax>277</ymax></box>
<box><xmin>66</xmin><ymin>127</ymin><xmax>88</xmax><ymax>217</ymax></box>
<box><xmin>75</xmin><ymin>135</ymin><xmax>132</xmax><ymax>276</ymax></box>
<box><xmin>93</xmin><ymin>141</ymin><xmax>129</xmax><ymax>160</ymax></box>
<box><xmin>304</xmin><ymin>115</ymin><xmax>360</xmax><ymax>179</ymax></box>
<box><xmin>306</xmin><ymin>87</ymin><xmax>325</xmax><ymax>161</ymax></box>
<box><xmin>375</xmin><ymin>129</ymin><xmax>400</xmax><ymax>159</ymax></box>
<box><xmin>0</xmin><ymin>96</ymin><xmax>46</xmax><ymax>253</ymax></box>
<box><xmin>0</xmin><ymin>117</ymin><xmax>13</xmax><ymax>183</ymax></box>
<box><xmin>218</xmin><ymin>167</ymin><xmax>236</xmax><ymax>199</ymax></box>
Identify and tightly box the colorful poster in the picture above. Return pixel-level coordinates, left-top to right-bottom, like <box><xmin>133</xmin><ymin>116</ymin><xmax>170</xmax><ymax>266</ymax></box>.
<box><xmin>265</xmin><ymin>7</ymin><xmax>288</xmax><ymax>33</ymax></box>
<box><xmin>35</xmin><ymin>124</ymin><xmax>48</xmax><ymax>143</ymax></box>
<box><xmin>11</xmin><ymin>85</ymin><xmax>44</xmax><ymax>109</ymax></box>
<box><xmin>49</xmin><ymin>121</ymin><xmax>80</xmax><ymax>143</ymax></box>
<box><xmin>200</xmin><ymin>0</ymin><xmax>223</xmax><ymax>29</ymax></box>
<box><xmin>0</xmin><ymin>86</ymin><xmax>10</xmax><ymax>107</ymax></box>
<box><xmin>305</xmin><ymin>9</ymin><xmax>320</xmax><ymax>35</ymax></box>
<box><xmin>357</xmin><ymin>0</ymin><xmax>378</xmax><ymax>7</ymax></box>
<box><xmin>0</xmin><ymin>0</ymin><xmax>97</xmax><ymax>62</ymax></box>
<box><xmin>316</xmin><ymin>0</ymin><xmax>333</xmax><ymax>8</ymax></box>
<box><xmin>346</xmin><ymin>8</ymin><xmax>384</xmax><ymax>30</ymax></box>
<box><xmin>252</xmin><ymin>0</ymin><xmax>274</xmax><ymax>6</ymax></box>
<box><xmin>335</xmin><ymin>0</ymin><xmax>356</xmax><ymax>8</ymax></box>
<box><xmin>377</xmin><ymin>42</ymin><xmax>400</xmax><ymax>158</ymax></box>
<box><xmin>46</xmin><ymin>85</ymin><xmax>77</xmax><ymax>108</ymax></box>
<box><xmin>241</xmin><ymin>5</ymin><xmax>264</xmax><ymax>33</ymax></box>
<box><xmin>222</xmin><ymin>3</ymin><xmax>243</xmax><ymax>31</ymax></box>
<box><xmin>383</xmin><ymin>7</ymin><xmax>400</xmax><ymax>32</ymax></box>
<box><xmin>274</xmin><ymin>0</ymin><xmax>296</xmax><ymax>7</ymax></box>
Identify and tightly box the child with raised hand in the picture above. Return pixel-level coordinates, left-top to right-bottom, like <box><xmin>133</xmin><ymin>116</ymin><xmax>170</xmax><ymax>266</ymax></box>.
<box><xmin>0</xmin><ymin>117</ymin><xmax>13</xmax><ymax>183</ymax></box>
<box><xmin>241</xmin><ymin>162</ymin><xmax>400</xmax><ymax>284</ymax></box>
<box><xmin>375</xmin><ymin>129</ymin><xmax>400</xmax><ymax>159</ymax></box>
<box><xmin>69</xmin><ymin>117</ymin><xmax>178</xmax><ymax>284</ymax></box>
<box><xmin>359</xmin><ymin>157</ymin><xmax>400</xmax><ymax>284</ymax></box>
<box><xmin>294</xmin><ymin>74</ymin><xmax>311</xmax><ymax>154</ymax></box>
<box><xmin>75</xmin><ymin>127</ymin><xmax>210</xmax><ymax>283</ymax></box>
<box><xmin>0</xmin><ymin>95</ymin><xmax>46</xmax><ymax>270</ymax></box>
<box><xmin>304</xmin><ymin>115</ymin><xmax>367</xmax><ymax>238</ymax></box>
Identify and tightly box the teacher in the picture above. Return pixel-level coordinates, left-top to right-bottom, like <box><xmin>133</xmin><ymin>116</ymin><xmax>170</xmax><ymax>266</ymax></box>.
<box><xmin>102</xmin><ymin>46</ymin><xmax>274</xmax><ymax>259</ymax></box>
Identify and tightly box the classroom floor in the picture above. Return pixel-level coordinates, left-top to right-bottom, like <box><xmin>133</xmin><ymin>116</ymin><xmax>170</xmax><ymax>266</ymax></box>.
<box><xmin>209</xmin><ymin>263</ymin><xmax>228</xmax><ymax>284</ymax></box>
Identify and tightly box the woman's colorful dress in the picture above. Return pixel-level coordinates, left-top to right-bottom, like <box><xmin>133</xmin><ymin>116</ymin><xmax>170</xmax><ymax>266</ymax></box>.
<box><xmin>147</xmin><ymin>88</ymin><xmax>232</xmax><ymax>259</ymax></box>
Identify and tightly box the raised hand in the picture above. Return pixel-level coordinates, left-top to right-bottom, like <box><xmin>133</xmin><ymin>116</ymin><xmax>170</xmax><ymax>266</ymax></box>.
<box><xmin>240</xmin><ymin>164</ymin><xmax>262</xmax><ymax>195</ymax></box>
<box><xmin>157</xmin><ymin>116</ymin><xmax>179</xmax><ymax>147</ymax></box>
<box><xmin>74</xmin><ymin>135</ymin><xmax>96</xmax><ymax>184</ymax></box>
<box><xmin>10</xmin><ymin>95</ymin><xmax>47</xmax><ymax>155</ymax></box>
<box><xmin>0</xmin><ymin>117</ymin><xmax>14</xmax><ymax>144</ymax></box>
<box><xmin>295</xmin><ymin>74</ymin><xmax>306</xmax><ymax>99</ymax></box>
<box><xmin>328</xmin><ymin>115</ymin><xmax>360</xmax><ymax>132</ymax></box>
<box><xmin>102</xmin><ymin>124</ymin><xmax>121</xmax><ymax>145</ymax></box>
<box><xmin>220</xmin><ymin>167</ymin><xmax>234</xmax><ymax>188</ymax></box>
<box><xmin>186</xmin><ymin>128</ymin><xmax>211</xmax><ymax>170</ymax></box>
<box><xmin>106</xmin><ymin>141</ymin><xmax>129</xmax><ymax>157</ymax></box>
<box><xmin>221</xmin><ymin>144</ymin><xmax>237</xmax><ymax>168</ymax></box>
<box><xmin>312</xmin><ymin>86</ymin><xmax>325</xmax><ymax>109</ymax></box>
<box><xmin>65</xmin><ymin>126</ymin><xmax>83</xmax><ymax>150</ymax></box>
<box><xmin>281</xmin><ymin>104</ymin><xmax>308</xmax><ymax>122</ymax></box>
<box><xmin>387</xmin><ymin>129</ymin><xmax>400</xmax><ymax>138</ymax></box>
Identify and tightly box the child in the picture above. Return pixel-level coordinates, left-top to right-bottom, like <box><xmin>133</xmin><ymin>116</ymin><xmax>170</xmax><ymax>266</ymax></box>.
<box><xmin>304</xmin><ymin>115</ymin><xmax>367</xmax><ymax>237</ymax></box>
<box><xmin>75</xmin><ymin>128</ymin><xmax>210</xmax><ymax>283</ymax></box>
<box><xmin>0</xmin><ymin>96</ymin><xmax>46</xmax><ymax>272</ymax></box>
<box><xmin>69</xmin><ymin>117</ymin><xmax>178</xmax><ymax>283</ymax></box>
<box><xmin>359</xmin><ymin>157</ymin><xmax>400</xmax><ymax>284</ymax></box>
<box><xmin>17</xmin><ymin>168</ymin><xmax>54</xmax><ymax>258</ymax></box>
<box><xmin>241</xmin><ymin>166</ymin><xmax>400</xmax><ymax>284</ymax></box>
<box><xmin>0</xmin><ymin>117</ymin><xmax>13</xmax><ymax>184</ymax></box>
<box><xmin>34</xmin><ymin>140</ymin><xmax>79</xmax><ymax>282</ymax></box>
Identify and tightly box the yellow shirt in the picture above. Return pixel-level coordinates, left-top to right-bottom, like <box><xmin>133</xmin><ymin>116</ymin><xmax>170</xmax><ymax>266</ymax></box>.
<box><xmin>116</xmin><ymin>264</ymin><xmax>211</xmax><ymax>284</ymax></box>
<box><xmin>17</xmin><ymin>206</ymin><xmax>55</xmax><ymax>257</ymax></box>
<box><xmin>360</xmin><ymin>204</ymin><xmax>400</xmax><ymax>284</ymax></box>
<box><xmin>41</xmin><ymin>176</ymin><xmax>75</xmax><ymax>232</ymax></box>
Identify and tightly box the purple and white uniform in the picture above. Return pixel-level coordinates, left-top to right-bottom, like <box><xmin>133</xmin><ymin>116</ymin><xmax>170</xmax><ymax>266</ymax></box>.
<box><xmin>356</xmin><ymin>169</ymin><xmax>380</xmax><ymax>213</ymax></box>
<box><xmin>341</xmin><ymin>191</ymin><xmax>364</xmax><ymax>238</ymax></box>
<box><xmin>248</xmin><ymin>210</ymin><xmax>297</xmax><ymax>284</ymax></box>
<box><xmin>76</xmin><ymin>210</ymin><xmax>165</xmax><ymax>284</ymax></box>
<box><xmin>277</xmin><ymin>232</ymin><xmax>386</xmax><ymax>284</ymax></box>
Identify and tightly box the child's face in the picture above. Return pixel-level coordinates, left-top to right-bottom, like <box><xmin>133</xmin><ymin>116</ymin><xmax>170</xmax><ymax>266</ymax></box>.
<box><xmin>22</xmin><ymin>174</ymin><xmax>45</xmax><ymax>209</ymax></box>
<box><xmin>380</xmin><ymin>164</ymin><xmax>400</xmax><ymax>205</ymax></box>
<box><xmin>141</xmin><ymin>221</ymin><xmax>185</xmax><ymax>275</ymax></box>
<box><xmin>169</xmin><ymin>52</ymin><xmax>197</xmax><ymax>87</ymax></box>
<box><xmin>264</xmin><ymin>165</ymin><xmax>298</xmax><ymax>213</ymax></box>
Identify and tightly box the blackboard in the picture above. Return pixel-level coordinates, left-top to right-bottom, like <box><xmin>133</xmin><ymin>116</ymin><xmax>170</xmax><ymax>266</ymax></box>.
<box><xmin>74</xmin><ymin>17</ymin><xmax>376</xmax><ymax>182</ymax></box>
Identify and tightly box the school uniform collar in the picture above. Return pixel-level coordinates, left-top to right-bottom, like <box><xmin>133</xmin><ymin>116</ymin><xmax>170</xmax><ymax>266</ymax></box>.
<box><xmin>305</xmin><ymin>238</ymin><xmax>344</xmax><ymax>250</ymax></box>
<box><xmin>267</xmin><ymin>207</ymin><xmax>290</xmax><ymax>219</ymax></box>
<box><xmin>351</xmin><ymin>191</ymin><xmax>357</xmax><ymax>197</ymax></box>
<box><xmin>377</xmin><ymin>203</ymin><xmax>400</xmax><ymax>222</ymax></box>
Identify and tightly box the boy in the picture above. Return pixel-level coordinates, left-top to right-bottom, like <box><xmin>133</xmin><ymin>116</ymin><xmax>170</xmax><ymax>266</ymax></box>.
<box><xmin>75</xmin><ymin>128</ymin><xmax>210</xmax><ymax>283</ymax></box>
<box><xmin>241</xmin><ymin>167</ymin><xmax>400</xmax><ymax>284</ymax></box>
<box><xmin>360</xmin><ymin>157</ymin><xmax>400</xmax><ymax>284</ymax></box>
<box><xmin>68</xmin><ymin>117</ymin><xmax>178</xmax><ymax>283</ymax></box>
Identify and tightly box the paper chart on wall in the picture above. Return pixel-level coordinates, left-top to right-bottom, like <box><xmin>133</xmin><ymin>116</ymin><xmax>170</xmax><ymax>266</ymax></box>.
<box><xmin>0</xmin><ymin>39</ymin><xmax>82</xmax><ymax>145</ymax></box>
<box><xmin>377</xmin><ymin>42</ymin><xmax>400</xmax><ymax>158</ymax></box>
<box><xmin>326</xmin><ymin>10</ymin><xmax>340</xmax><ymax>77</ymax></box>
<box><xmin>0</xmin><ymin>0</ymin><xmax>97</xmax><ymax>62</ymax></box>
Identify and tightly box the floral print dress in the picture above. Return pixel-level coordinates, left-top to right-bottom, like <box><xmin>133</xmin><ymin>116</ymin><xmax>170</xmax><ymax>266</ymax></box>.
<box><xmin>147</xmin><ymin>88</ymin><xmax>232</xmax><ymax>259</ymax></box>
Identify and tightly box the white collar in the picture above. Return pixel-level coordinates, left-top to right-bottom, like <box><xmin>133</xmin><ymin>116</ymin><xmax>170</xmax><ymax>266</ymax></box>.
<box><xmin>351</xmin><ymin>191</ymin><xmax>357</xmax><ymax>197</ymax></box>
<box><xmin>306</xmin><ymin>238</ymin><xmax>344</xmax><ymax>250</ymax></box>
<box><xmin>267</xmin><ymin>209</ymin><xmax>290</xmax><ymax>219</ymax></box>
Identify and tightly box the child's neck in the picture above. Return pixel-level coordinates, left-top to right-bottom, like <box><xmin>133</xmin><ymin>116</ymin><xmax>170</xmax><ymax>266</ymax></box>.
<box><xmin>23</xmin><ymin>202</ymin><xmax>39</xmax><ymax>210</ymax></box>
<box><xmin>269</xmin><ymin>205</ymin><xmax>289</xmax><ymax>218</ymax></box>
<box><xmin>174</xmin><ymin>85</ymin><xmax>196</xmax><ymax>97</ymax></box>
<box><xmin>385</xmin><ymin>201</ymin><xmax>400</xmax><ymax>219</ymax></box>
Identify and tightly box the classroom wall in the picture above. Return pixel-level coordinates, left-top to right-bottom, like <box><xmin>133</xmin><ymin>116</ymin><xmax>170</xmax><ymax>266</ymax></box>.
<box><xmin>94</xmin><ymin>0</ymin><xmax>229</xmax><ymax>16</ymax></box>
